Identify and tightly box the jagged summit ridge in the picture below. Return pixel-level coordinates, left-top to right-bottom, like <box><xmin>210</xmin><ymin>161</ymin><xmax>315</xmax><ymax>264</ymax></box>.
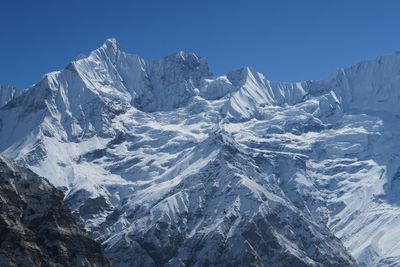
<box><xmin>67</xmin><ymin>38</ymin><xmax>212</xmax><ymax>112</ymax></box>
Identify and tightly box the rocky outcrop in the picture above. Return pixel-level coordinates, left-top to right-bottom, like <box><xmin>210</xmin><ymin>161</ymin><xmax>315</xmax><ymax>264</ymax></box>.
<box><xmin>0</xmin><ymin>156</ymin><xmax>111</xmax><ymax>267</ymax></box>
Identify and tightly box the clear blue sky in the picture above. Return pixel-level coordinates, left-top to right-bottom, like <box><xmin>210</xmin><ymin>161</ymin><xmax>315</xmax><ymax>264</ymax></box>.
<box><xmin>1</xmin><ymin>0</ymin><xmax>400</xmax><ymax>88</ymax></box>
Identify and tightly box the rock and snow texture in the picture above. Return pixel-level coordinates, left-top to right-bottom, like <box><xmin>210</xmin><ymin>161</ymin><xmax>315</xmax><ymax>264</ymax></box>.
<box><xmin>0</xmin><ymin>85</ymin><xmax>24</xmax><ymax>108</ymax></box>
<box><xmin>1</xmin><ymin>38</ymin><xmax>400</xmax><ymax>266</ymax></box>
<box><xmin>0</xmin><ymin>155</ymin><xmax>110</xmax><ymax>266</ymax></box>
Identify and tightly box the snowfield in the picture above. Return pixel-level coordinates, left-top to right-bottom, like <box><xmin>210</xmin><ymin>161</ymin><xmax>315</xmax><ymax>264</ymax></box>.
<box><xmin>1</xmin><ymin>38</ymin><xmax>400</xmax><ymax>266</ymax></box>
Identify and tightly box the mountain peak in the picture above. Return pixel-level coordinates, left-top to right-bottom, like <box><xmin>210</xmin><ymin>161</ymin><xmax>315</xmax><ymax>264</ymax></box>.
<box><xmin>168</xmin><ymin>50</ymin><xmax>200</xmax><ymax>60</ymax></box>
<box><xmin>103</xmin><ymin>37</ymin><xmax>120</xmax><ymax>49</ymax></box>
<box><xmin>226</xmin><ymin>66</ymin><xmax>260</xmax><ymax>86</ymax></box>
<box><xmin>162</xmin><ymin>51</ymin><xmax>208</xmax><ymax>68</ymax></box>
<box><xmin>91</xmin><ymin>38</ymin><xmax>122</xmax><ymax>63</ymax></box>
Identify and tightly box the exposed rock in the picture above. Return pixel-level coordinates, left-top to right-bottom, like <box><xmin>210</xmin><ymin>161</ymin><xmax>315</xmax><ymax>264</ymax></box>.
<box><xmin>0</xmin><ymin>156</ymin><xmax>111</xmax><ymax>267</ymax></box>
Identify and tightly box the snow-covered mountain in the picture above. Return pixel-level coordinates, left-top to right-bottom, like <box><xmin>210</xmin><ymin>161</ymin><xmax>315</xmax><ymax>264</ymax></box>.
<box><xmin>2</xmin><ymin>38</ymin><xmax>400</xmax><ymax>266</ymax></box>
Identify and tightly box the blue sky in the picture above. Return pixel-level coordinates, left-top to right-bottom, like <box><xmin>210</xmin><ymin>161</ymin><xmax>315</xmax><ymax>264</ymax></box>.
<box><xmin>1</xmin><ymin>0</ymin><xmax>400</xmax><ymax>88</ymax></box>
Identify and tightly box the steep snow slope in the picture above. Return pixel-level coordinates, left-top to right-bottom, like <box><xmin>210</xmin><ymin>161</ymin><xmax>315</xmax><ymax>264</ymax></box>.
<box><xmin>0</xmin><ymin>85</ymin><xmax>16</xmax><ymax>108</ymax></box>
<box><xmin>327</xmin><ymin>51</ymin><xmax>400</xmax><ymax>115</ymax></box>
<box><xmin>0</xmin><ymin>155</ymin><xmax>110</xmax><ymax>266</ymax></box>
<box><xmin>1</xmin><ymin>39</ymin><xmax>400</xmax><ymax>266</ymax></box>
<box><xmin>222</xmin><ymin>67</ymin><xmax>308</xmax><ymax>120</ymax></box>
<box><xmin>100</xmin><ymin>129</ymin><xmax>354</xmax><ymax>266</ymax></box>
<box><xmin>0</xmin><ymin>85</ymin><xmax>25</xmax><ymax>108</ymax></box>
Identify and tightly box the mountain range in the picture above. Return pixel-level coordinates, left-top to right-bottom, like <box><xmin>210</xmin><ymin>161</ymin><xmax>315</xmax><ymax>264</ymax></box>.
<box><xmin>2</xmin><ymin>38</ymin><xmax>400</xmax><ymax>266</ymax></box>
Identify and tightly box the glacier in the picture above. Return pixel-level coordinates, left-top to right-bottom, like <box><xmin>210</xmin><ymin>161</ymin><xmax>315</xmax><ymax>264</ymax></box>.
<box><xmin>1</xmin><ymin>38</ymin><xmax>400</xmax><ymax>266</ymax></box>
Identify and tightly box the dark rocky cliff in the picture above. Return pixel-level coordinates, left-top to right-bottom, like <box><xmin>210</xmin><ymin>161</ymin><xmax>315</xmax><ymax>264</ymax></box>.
<box><xmin>0</xmin><ymin>156</ymin><xmax>111</xmax><ymax>267</ymax></box>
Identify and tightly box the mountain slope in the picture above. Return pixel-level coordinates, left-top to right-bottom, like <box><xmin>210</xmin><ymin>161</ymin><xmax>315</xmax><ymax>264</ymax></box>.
<box><xmin>0</xmin><ymin>155</ymin><xmax>111</xmax><ymax>266</ymax></box>
<box><xmin>0</xmin><ymin>85</ymin><xmax>25</xmax><ymax>108</ymax></box>
<box><xmin>102</xmin><ymin>131</ymin><xmax>354</xmax><ymax>266</ymax></box>
<box><xmin>0</xmin><ymin>85</ymin><xmax>16</xmax><ymax>108</ymax></box>
<box><xmin>2</xmin><ymin>39</ymin><xmax>400</xmax><ymax>266</ymax></box>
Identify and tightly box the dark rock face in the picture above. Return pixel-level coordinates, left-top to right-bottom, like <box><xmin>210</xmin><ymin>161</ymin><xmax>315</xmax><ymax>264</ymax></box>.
<box><xmin>0</xmin><ymin>156</ymin><xmax>111</xmax><ymax>267</ymax></box>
